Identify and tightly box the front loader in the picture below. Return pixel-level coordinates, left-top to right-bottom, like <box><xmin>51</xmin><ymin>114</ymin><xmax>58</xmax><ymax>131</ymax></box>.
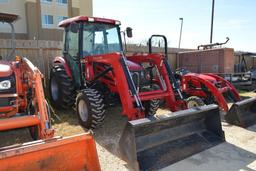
<box><xmin>0</xmin><ymin>13</ymin><xmax>100</xmax><ymax>171</ymax></box>
<box><xmin>178</xmin><ymin>71</ymin><xmax>256</xmax><ymax>127</ymax></box>
<box><xmin>49</xmin><ymin>16</ymin><xmax>225</xmax><ymax>170</ymax></box>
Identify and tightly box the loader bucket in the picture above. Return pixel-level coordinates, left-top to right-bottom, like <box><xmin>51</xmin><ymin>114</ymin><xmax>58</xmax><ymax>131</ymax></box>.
<box><xmin>225</xmin><ymin>97</ymin><xmax>256</xmax><ymax>127</ymax></box>
<box><xmin>0</xmin><ymin>133</ymin><xmax>100</xmax><ymax>171</ymax></box>
<box><xmin>119</xmin><ymin>104</ymin><xmax>225</xmax><ymax>171</ymax></box>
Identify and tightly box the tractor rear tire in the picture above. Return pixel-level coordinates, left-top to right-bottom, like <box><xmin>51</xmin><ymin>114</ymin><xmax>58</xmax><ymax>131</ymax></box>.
<box><xmin>26</xmin><ymin>98</ymin><xmax>39</xmax><ymax>140</ymax></box>
<box><xmin>186</xmin><ymin>96</ymin><xmax>205</xmax><ymax>108</ymax></box>
<box><xmin>49</xmin><ymin>65</ymin><xmax>76</xmax><ymax>110</ymax></box>
<box><xmin>28</xmin><ymin>100</ymin><xmax>51</xmax><ymax>140</ymax></box>
<box><xmin>76</xmin><ymin>89</ymin><xmax>105</xmax><ymax>129</ymax></box>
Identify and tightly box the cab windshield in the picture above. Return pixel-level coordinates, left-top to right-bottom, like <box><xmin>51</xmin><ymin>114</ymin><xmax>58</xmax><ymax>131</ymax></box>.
<box><xmin>83</xmin><ymin>23</ymin><xmax>122</xmax><ymax>56</ymax></box>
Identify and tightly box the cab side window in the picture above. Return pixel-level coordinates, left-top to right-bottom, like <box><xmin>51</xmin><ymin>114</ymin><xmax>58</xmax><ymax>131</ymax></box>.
<box><xmin>65</xmin><ymin>23</ymin><xmax>79</xmax><ymax>58</ymax></box>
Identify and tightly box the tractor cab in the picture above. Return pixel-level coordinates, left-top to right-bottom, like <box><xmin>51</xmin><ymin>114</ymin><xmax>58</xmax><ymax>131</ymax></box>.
<box><xmin>58</xmin><ymin>16</ymin><xmax>136</xmax><ymax>87</ymax></box>
<box><xmin>81</xmin><ymin>22</ymin><xmax>122</xmax><ymax>56</ymax></box>
<box><xmin>60</xmin><ymin>17</ymin><xmax>121</xmax><ymax>86</ymax></box>
<box><xmin>60</xmin><ymin>16</ymin><xmax>123</xmax><ymax>58</ymax></box>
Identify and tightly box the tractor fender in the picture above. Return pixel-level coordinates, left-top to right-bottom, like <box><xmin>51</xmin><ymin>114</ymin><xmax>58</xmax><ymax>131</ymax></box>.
<box><xmin>53</xmin><ymin>56</ymin><xmax>72</xmax><ymax>78</ymax></box>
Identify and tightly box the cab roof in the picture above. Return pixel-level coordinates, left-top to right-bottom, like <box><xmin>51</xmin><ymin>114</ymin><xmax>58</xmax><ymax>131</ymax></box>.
<box><xmin>58</xmin><ymin>16</ymin><xmax>121</xmax><ymax>27</ymax></box>
<box><xmin>0</xmin><ymin>13</ymin><xmax>19</xmax><ymax>23</ymax></box>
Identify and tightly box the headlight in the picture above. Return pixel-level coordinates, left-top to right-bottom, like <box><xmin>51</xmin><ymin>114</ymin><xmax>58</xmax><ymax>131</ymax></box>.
<box><xmin>0</xmin><ymin>80</ymin><xmax>11</xmax><ymax>90</ymax></box>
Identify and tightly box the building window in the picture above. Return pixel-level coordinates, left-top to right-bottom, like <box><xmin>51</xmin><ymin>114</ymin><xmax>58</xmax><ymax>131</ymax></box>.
<box><xmin>0</xmin><ymin>0</ymin><xmax>8</xmax><ymax>3</ymax></box>
<box><xmin>56</xmin><ymin>0</ymin><xmax>68</xmax><ymax>5</ymax></box>
<box><xmin>56</xmin><ymin>16</ymin><xmax>68</xmax><ymax>25</ymax></box>
<box><xmin>41</xmin><ymin>0</ymin><xmax>52</xmax><ymax>3</ymax></box>
<box><xmin>42</xmin><ymin>15</ymin><xmax>54</xmax><ymax>28</ymax></box>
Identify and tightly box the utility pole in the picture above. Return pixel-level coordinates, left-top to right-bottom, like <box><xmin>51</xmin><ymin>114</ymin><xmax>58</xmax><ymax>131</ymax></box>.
<box><xmin>210</xmin><ymin>0</ymin><xmax>215</xmax><ymax>43</ymax></box>
<box><xmin>178</xmin><ymin>18</ymin><xmax>183</xmax><ymax>49</ymax></box>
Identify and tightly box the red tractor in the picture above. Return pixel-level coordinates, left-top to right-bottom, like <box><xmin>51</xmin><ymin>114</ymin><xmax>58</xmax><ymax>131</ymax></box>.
<box><xmin>49</xmin><ymin>16</ymin><xmax>225</xmax><ymax>170</ymax></box>
<box><xmin>49</xmin><ymin>16</ymin><xmax>191</xmax><ymax>129</ymax></box>
<box><xmin>175</xmin><ymin>68</ymin><xmax>256</xmax><ymax>127</ymax></box>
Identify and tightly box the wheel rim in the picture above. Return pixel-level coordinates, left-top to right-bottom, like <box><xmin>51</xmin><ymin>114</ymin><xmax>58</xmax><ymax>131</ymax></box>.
<box><xmin>187</xmin><ymin>100</ymin><xmax>200</xmax><ymax>108</ymax></box>
<box><xmin>78</xmin><ymin>99</ymin><xmax>89</xmax><ymax>122</ymax></box>
<box><xmin>51</xmin><ymin>76</ymin><xmax>58</xmax><ymax>101</ymax></box>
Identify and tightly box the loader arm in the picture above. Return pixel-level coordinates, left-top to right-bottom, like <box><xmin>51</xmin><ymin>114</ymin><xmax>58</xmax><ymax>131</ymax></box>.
<box><xmin>126</xmin><ymin>54</ymin><xmax>186</xmax><ymax>111</ymax></box>
<box><xmin>148</xmin><ymin>34</ymin><xmax>184</xmax><ymax>100</ymax></box>
<box><xmin>182</xmin><ymin>72</ymin><xmax>256</xmax><ymax>127</ymax></box>
<box><xmin>182</xmin><ymin>73</ymin><xmax>230</xmax><ymax>111</ymax></box>
<box><xmin>21</xmin><ymin>57</ymin><xmax>54</xmax><ymax>139</ymax></box>
<box><xmin>83</xmin><ymin>53</ymin><xmax>144</xmax><ymax>119</ymax></box>
<box><xmin>203</xmin><ymin>73</ymin><xmax>240</xmax><ymax>101</ymax></box>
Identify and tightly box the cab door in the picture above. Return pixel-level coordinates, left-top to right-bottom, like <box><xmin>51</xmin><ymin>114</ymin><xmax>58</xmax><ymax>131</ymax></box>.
<box><xmin>63</xmin><ymin>23</ymin><xmax>82</xmax><ymax>88</ymax></box>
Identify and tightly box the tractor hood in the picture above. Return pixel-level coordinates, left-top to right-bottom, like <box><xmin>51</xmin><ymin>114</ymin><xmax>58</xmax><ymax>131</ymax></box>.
<box><xmin>0</xmin><ymin>63</ymin><xmax>13</xmax><ymax>77</ymax></box>
<box><xmin>126</xmin><ymin>60</ymin><xmax>143</xmax><ymax>71</ymax></box>
<box><xmin>196</xmin><ymin>74</ymin><xmax>217</xmax><ymax>81</ymax></box>
<box><xmin>187</xmin><ymin>73</ymin><xmax>217</xmax><ymax>83</ymax></box>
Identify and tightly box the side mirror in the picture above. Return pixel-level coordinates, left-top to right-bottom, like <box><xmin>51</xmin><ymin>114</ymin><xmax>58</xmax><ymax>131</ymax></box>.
<box><xmin>70</xmin><ymin>23</ymin><xmax>79</xmax><ymax>33</ymax></box>
<box><xmin>126</xmin><ymin>27</ymin><xmax>133</xmax><ymax>38</ymax></box>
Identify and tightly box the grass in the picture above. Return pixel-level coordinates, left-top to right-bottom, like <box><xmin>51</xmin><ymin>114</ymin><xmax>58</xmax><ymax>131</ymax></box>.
<box><xmin>52</xmin><ymin>109</ymin><xmax>86</xmax><ymax>137</ymax></box>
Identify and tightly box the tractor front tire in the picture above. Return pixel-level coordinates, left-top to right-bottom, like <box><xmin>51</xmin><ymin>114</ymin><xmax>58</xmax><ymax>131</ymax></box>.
<box><xmin>144</xmin><ymin>99</ymin><xmax>160</xmax><ymax>116</ymax></box>
<box><xmin>186</xmin><ymin>96</ymin><xmax>205</xmax><ymax>108</ymax></box>
<box><xmin>29</xmin><ymin>126</ymin><xmax>39</xmax><ymax>140</ymax></box>
<box><xmin>49</xmin><ymin>65</ymin><xmax>76</xmax><ymax>109</ymax></box>
<box><xmin>142</xmin><ymin>84</ymin><xmax>160</xmax><ymax>117</ymax></box>
<box><xmin>76</xmin><ymin>89</ymin><xmax>105</xmax><ymax>129</ymax></box>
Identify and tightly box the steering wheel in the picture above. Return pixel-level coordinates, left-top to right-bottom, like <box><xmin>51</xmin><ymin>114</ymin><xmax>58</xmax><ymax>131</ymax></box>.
<box><xmin>175</xmin><ymin>68</ymin><xmax>190</xmax><ymax>80</ymax></box>
<box><xmin>83</xmin><ymin>51</ymin><xmax>91</xmax><ymax>57</ymax></box>
<box><xmin>95</xmin><ymin>45</ymin><xmax>104</xmax><ymax>55</ymax></box>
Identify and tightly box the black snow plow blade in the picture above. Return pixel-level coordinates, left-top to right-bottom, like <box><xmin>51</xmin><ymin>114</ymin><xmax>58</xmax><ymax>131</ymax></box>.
<box><xmin>119</xmin><ymin>104</ymin><xmax>225</xmax><ymax>171</ymax></box>
<box><xmin>225</xmin><ymin>97</ymin><xmax>256</xmax><ymax>127</ymax></box>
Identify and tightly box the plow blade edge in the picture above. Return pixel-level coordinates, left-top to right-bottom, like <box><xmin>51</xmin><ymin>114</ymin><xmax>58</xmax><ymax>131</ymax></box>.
<box><xmin>119</xmin><ymin>104</ymin><xmax>225</xmax><ymax>171</ymax></box>
<box><xmin>0</xmin><ymin>133</ymin><xmax>100</xmax><ymax>171</ymax></box>
<box><xmin>225</xmin><ymin>97</ymin><xmax>256</xmax><ymax>127</ymax></box>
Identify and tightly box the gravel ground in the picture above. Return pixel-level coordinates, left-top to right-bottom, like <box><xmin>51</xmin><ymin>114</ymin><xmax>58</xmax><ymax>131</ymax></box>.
<box><xmin>163</xmin><ymin>124</ymin><xmax>256</xmax><ymax>171</ymax></box>
<box><xmin>0</xmin><ymin>92</ymin><xmax>256</xmax><ymax>171</ymax></box>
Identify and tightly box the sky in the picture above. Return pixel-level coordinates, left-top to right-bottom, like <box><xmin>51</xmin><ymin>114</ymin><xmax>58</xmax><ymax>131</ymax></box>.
<box><xmin>93</xmin><ymin>0</ymin><xmax>256</xmax><ymax>52</ymax></box>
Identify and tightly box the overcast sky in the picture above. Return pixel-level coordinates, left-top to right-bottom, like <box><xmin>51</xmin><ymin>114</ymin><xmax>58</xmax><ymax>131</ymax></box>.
<box><xmin>94</xmin><ymin>0</ymin><xmax>256</xmax><ymax>52</ymax></box>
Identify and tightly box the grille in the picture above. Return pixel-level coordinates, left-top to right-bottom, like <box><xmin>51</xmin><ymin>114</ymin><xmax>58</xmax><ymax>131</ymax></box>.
<box><xmin>0</xmin><ymin>97</ymin><xmax>15</xmax><ymax>107</ymax></box>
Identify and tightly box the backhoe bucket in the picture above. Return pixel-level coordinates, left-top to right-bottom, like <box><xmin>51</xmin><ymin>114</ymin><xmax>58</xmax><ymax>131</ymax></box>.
<box><xmin>0</xmin><ymin>133</ymin><xmax>100</xmax><ymax>171</ymax></box>
<box><xmin>225</xmin><ymin>97</ymin><xmax>256</xmax><ymax>127</ymax></box>
<box><xmin>119</xmin><ymin>105</ymin><xmax>225</xmax><ymax>171</ymax></box>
